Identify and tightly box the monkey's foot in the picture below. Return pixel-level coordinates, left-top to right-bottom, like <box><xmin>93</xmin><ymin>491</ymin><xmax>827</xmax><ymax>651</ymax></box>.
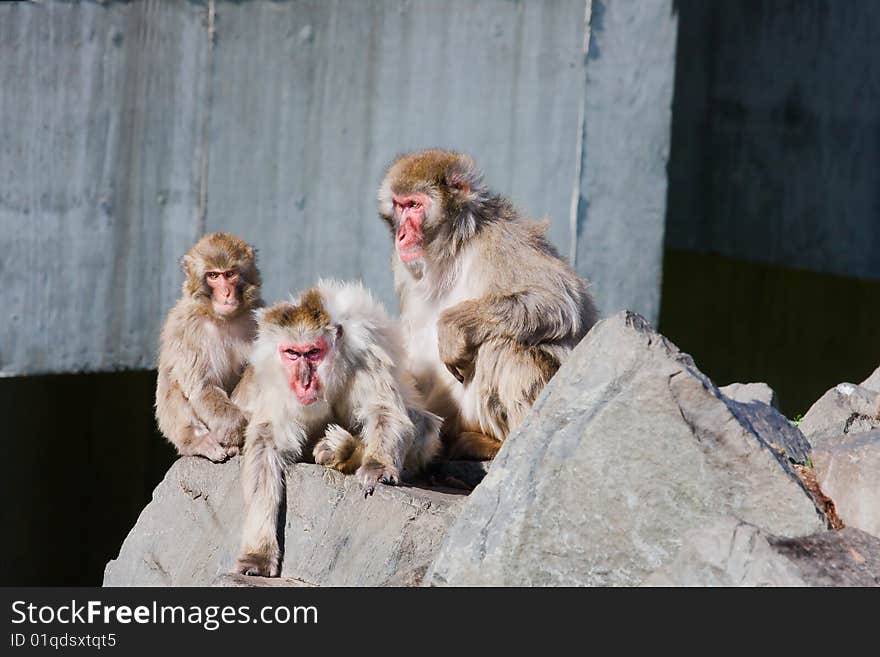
<box><xmin>356</xmin><ymin>460</ymin><xmax>400</xmax><ymax>497</ymax></box>
<box><xmin>190</xmin><ymin>435</ymin><xmax>236</xmax><ymax>463</ymax></box>
<box><xmin>235</xmin><ymin>551</ymin><xmax>279</xmax><ymax>578</ymax></box>
<box><xmin>314</xmin><ymin>425</ymin><xmax>362</xmax><ymax>474</ymax></box>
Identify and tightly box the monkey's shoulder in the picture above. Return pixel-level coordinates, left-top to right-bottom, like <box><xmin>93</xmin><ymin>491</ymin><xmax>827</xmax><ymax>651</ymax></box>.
<box><xmin>475</xmin><ymin>218</ymin><xmax>569</xmax><ymax>271</ymax></box>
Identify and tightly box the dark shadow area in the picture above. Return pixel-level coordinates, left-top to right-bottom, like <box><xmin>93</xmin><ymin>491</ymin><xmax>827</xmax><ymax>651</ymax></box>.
<box><xmin>659</xmin><ymin>249</ymin><xmax>880</xmax><ymax>417</ymax></box>
<box><xmin>662</xmin><ymin>0</ymin><xmax>880</xmax><ymax>416</ymax></box>
<box><xmin>0</xmin><ymin>370</ymin><xmax>176</xmax><ymax>585</ymax></box>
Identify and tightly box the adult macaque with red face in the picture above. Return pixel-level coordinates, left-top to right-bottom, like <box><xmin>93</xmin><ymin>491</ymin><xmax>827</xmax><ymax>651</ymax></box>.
<box><xmin>155</xmin><ymin>232</ymin><xmax>263</xmax><ymax>462</ymax></box>
<box><xmin>234</xmin><ymin>280</ymin><xmax>440</xmax><ymax>577</ymax></box>
<box><xmin>378</xmin><ymin>149</ymin><xmax>598</xmax><ymax>460</ymax></box>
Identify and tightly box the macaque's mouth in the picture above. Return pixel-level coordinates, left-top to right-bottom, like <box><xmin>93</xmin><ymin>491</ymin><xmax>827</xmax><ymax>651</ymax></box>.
<box><xmin>397</xmin><ymin>226</ymin><xmax>423</xmax><ymax>262</ymax></box>
<box><xmin>291</xmin><ymin>374</ymin><xmax>322</xmax><ymax>405</ymax></box>
<box><xmin>212</xmin><ymin>299</ymin><xmax>240</xmax><ymax>314</ymax></box>
<box><xmin>398</xmin><ymin>245</ymin><xmax>424</xmax><ymax>263</ymax></box>
<box><xmin>293</xmin><ymin>384</ymin><xmax>321</xmax><ymax>405</ymax></box>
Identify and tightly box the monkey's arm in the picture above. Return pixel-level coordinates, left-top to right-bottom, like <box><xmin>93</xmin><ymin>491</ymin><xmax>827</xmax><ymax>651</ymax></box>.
<box><xmin>437</xmin><ymin>285</ymin><xmax>585</xmax><ymax>382</ymax></box>
<box><xmin>169</xmin><ymin>325</ymin><xmax>247</xmax><ymax>447</ymax></box>
<box><xmin>348</xmin><ymin>353</ymin><xmax>415</xmax><ymax>494</ymax></box>
<box><xmin>187</xmin><ymin>384</ymin><xmax>246</xmax><ymax>447</ymax></box>
<box><xmin>230</xmin><ymin>365</ymin><xmax>255</xmax><ymax>422</ymax></box>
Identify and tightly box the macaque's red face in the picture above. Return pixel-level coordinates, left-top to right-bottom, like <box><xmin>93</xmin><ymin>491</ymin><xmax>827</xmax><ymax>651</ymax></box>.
<box><xmin>206</xmin><ymin>269</ymin><xmax>241</xmax><ymax>316</ymax></box>
<box><xmin>279</xmin><ymin>337</ymin><xmax>329</xmax><ymax>405</ymax></box>
<box><xmin>392</xmin><ymin>193</ymin><xmax>431</xmax><ymax>263</ymax></box>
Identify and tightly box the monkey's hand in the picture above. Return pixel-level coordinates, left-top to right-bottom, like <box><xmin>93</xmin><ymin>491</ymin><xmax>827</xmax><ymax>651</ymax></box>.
<box><xmin>215</xmin><ymin>409</ymin><xmax>247</xmax><ymax>450</ymax></box>
<box><xmin>437</xmin><ymin>303</ymin><xmax>481</xmax><ymax>385</ymax></box>
<box><xmin>356</xmin><ymin>458</ymin><xmax>401</xmax><ymax>498</ymax></box>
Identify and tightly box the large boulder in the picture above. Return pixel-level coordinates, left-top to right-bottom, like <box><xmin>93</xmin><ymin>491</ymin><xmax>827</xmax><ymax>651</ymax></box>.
<box><xmin>719</xmin><ymin>382</ymin><xmax>778</xmax><ymax>408</ymax></box>
<box><xmin>428</xmin><ymin>312</ymin><xmax>830</xmax><ymax>587</ymax></box>
<box><xmin>103</xmin><ymin>457</ymin><xmax>464</xmax><ymax>586</ymax></box>
<box><xmin>798</xmin><ymin>383</ymin><xmax>880</xmax><ymax>446</ymax></box>
<box><xmin>811</xmin><ymin>430</ymin><xmax>880</xmax><ymax>539</ymax></box>
<box><xmin>644</xmin><ymin>517</ymin><xmax>880</xmax><ymax>587</ymax></box>
<box><xmin>861</xmin><ymin>365</ymin><xmax>880</xmax><ymax>392</ymax></box>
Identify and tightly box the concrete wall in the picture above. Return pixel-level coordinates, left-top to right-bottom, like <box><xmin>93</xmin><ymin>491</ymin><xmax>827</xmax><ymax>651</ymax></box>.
<box><xmin>666</xmin><ymin>0</ymin><xmax>880</xmax><ymax>281</ymax></box>
<box><xmin>0</xmin><ymin>1</ymin><xmax>210</xmax><ymax>375</ymax></box>
<box><xmin>1</xmin><ymin>0</ymin><xmax>676</xmax><ymax>376</ymax></box>
<box><xmin>573</xmin><ymin>0</ymin><xmax>677</xmax><ymax>323</ymax></box>
<box><xmin>204</xmin><ymin>0</ymin><xmax>589</xmax><ymax>312</ymax></box>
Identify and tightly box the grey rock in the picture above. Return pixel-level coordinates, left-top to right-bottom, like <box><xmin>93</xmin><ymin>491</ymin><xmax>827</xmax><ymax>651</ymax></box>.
<box><xmin>645</xmin><ymin>517</ymin><xmax>880</xmax><ymax>587</ymax></box>
<box><xmin>428</xmin><ymin>311</ymin><xmax>828</xmax><ymax>587</ymax></box>
<box><xmin>811</xmin><ymin>430</ymin><xmax>880</xmax><ymax>538</ymax></box>
<box><xmin>211</xmin><ymin>574</ymin><xmax>313</xmax><ymax>588</ymax></box>
<box><xmin>642</xmin><ymin>518</ymin><xmax>807</xmax><ymax>586</ymax></box>
<box><xmin>104</xmin><ymin>457</ymin><xmax>464</xmax><ymax>587</ymax></box>
<box><xmin>799</xmin><ymin>383</ymin><xmax>880</xmax><ymax>446</ymax></box>
<box><xmin>861</xmin><ymin>365</ymin><xmax>880</xmax><ymax>393</ymax></box>
<box><xmin>719</xmin><ymin>382</ymin><xmax>778</xmax><ymax>408</ymax></box>
<box><xmin>769</xmin><ymin>527</ymin><xmax>880</xmax><ymax>586</ymax></box>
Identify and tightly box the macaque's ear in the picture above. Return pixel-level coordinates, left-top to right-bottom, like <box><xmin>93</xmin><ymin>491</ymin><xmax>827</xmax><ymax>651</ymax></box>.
<box><xmin>182</xmin><ymin>254</ymin><xmax>195</xmax><ymax>277</ymax></box>
<box><xmin>335</xmin><ymin>323</ymin><xmax>344</xmax><ymax>340</ymax></box>
<box><xmin>447</xmin><ymin>171</ymin><xmax>471</xmax><ymax>195</ymax></box>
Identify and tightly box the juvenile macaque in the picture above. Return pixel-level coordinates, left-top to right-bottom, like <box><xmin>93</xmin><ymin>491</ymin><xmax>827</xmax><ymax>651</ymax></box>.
<box><xmin>378</xmin><ymin>149</ymin><xmax>598</xmax><ymax>460</ymax></box>
<box><xmin>155</xmin><ymin>232</ymin><xmax>263</xmax><ymax>462</ymax></box>
<box><xmin>235</xmin><ymin>280</ymin><xmax>440</xmax><ymax>576</ymax></box>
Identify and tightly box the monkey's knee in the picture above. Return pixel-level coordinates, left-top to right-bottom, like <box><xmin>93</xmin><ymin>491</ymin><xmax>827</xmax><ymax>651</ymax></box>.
<box><xmin>474</xmin><ymin>343</ymin><xmax>557</xmax><ymax>440</ymax></box>
<box><xmin>184</xmin><ymin>433</ymin><xmax>236</xmax><ymax>462</ymax></box>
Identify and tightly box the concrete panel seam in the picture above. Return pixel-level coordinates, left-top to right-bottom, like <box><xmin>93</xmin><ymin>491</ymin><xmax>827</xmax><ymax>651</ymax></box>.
<box><xmin>197</xmin><ymin>0</ymin><xmax>216</xmax><ymax>236</ymax></box>
<box><xmin>568</xmin><ymin>0</ymin><xmax>592</xmax><ymax>267</ymax></box>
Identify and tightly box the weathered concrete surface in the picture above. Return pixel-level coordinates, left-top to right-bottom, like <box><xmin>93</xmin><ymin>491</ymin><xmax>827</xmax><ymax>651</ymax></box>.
<box><xmin>645</xmin><ymin>517</ymin><xmax>880</xmax><ymax>587</ymax></box>
<box><xmin>667</xmin><ymin>1</ymin><xmax>880</xmax><ymax>282</ymax></box>
<box><xmin>811</xmin><ymin>430</ymin><xmax>880</xmax><ymax>539</ymax></box>
<box><xmin>0</xmin><ymin>0</ymin><xmax>209</xmax><ymax>375</ymax></box>
<box><xmin>2</xmin><ymin>0</ymin><xmax>603</xmax><ymax>375</ymax></box>
<box><xmin>428</xmin><ymin>312</ymin><xmax>827</xmax><ymax>587</ymax></box>
<box><xmin>573</xmin><ymin>0</ymin><xmax>678</xmax><ymax>323</ymax></box>
<box><xmin>799</xmin><ymin>383</ymin><xmax>880</xmax><ymax>446</ymax></box>
<box><xmin>207</xmin><ymin>0</ymin><xmax>589</xmax><ymax>313</ymax></box>
<box><xmin>103</xmin><ymin>457</ymin><xmax>464</xmax><ymax>587</ymax></box>
<box><xmin>719</xmin><ymin>382</ymin><xmax>778</xmax><ymax>408</ymax></box>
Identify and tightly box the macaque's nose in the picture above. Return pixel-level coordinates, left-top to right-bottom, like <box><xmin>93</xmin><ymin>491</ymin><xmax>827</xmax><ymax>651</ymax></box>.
<box><xmin>299</xmin><ymin>363</ymin><xmax>313</xmax><ymax>388</ymax></box>
<box><xmin>398</xmin><ymin>216</ymin><xmax>415</xmax><ymax>244</ymax></box>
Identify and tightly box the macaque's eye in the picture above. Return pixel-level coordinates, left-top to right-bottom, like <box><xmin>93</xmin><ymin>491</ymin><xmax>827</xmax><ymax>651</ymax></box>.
<box><xmin>206</xmin><ymin>272</ymin><xmax>220</xmax><ymax>280</ymax></box>
<box><xmin>410</xmin><ymin>201</ymin><xmax>421</xmax><ymax>209</ymax></box>
<box><xmin>224</xmin><ymin>270</ymin><xmax>238</xmax><ymax>280</ymax></box>
<box><xmin>305</xmin><ymin>349</ymin><xmax>322</xmax><ymax>361</ymax></box>
<box><xmin>284</xmin><ymin>349</ymin><xmax>300</xmax><ymax>360</ymax></box>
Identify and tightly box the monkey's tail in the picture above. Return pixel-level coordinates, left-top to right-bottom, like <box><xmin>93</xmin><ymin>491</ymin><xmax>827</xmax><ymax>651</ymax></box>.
<box><xmin>313</xmin><ymin>425</ymin><xmax>364</xmax><ymax>474</ymax></box>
